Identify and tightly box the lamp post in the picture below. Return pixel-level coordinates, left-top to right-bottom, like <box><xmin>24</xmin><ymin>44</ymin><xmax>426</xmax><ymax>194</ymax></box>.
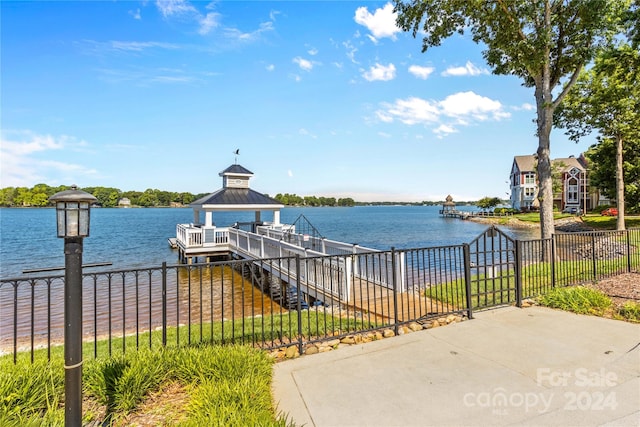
<box><xmin>49</xmin><ymin>185</ymin><xmax>97</xmax><ymax>427</ymax></box>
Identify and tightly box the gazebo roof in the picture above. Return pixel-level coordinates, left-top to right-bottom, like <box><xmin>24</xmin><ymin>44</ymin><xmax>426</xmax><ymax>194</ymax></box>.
<box><xmin>190</xmin><ymin>163</ymin><xmax>283</xmax><ymax>210</ymax></box>
<box><xmin>219</xmin><ymin>164</ymin><xmax>253</xmax><ymax>176</ymax></box>
<box><xmin>443</xmin><ymin>195</ymin><xmax>455</xmax><ymax>206</ymax></box>
<box><xmin>191</xmin><ymin>188</ymin><xmax>282</xmax><ymax>208</ymax></box>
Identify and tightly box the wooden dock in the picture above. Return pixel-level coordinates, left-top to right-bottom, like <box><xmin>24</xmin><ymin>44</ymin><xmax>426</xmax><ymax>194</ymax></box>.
<box><xmin>349</xmin><ymin>278</ymin><xmax>455</xmax><ymax>323</ymax></box>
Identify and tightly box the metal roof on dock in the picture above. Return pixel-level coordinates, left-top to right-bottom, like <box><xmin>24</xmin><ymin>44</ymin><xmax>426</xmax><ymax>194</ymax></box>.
<box><xmin>191</xmin><ymin>188</ymin><xmax>282</xmax><ymax>206</ymax></box>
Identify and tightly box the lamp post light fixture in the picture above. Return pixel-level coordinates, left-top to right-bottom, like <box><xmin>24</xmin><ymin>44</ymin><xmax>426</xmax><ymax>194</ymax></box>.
<box><xmin>49</xmin><ymin>185</ymin><xmax>97</xmax><ymax>427</ymax></box>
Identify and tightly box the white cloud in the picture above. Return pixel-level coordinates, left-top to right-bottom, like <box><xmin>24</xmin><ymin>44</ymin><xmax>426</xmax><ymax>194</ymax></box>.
<box><xmin>343</xmin><ymin>40</ymin><xmax>358</xmax><ymax>64</ymax></box>
<box><xmin>408</xmin><ymin>65</ymin><xmax>435</xmax><ymax>80</ymax></box>
<box><xmin>439</xmin><ymin>91</ymin><xmax>510</xmax><ymax>121</ymax></box>
<box><xmin>0</xmin><ymin>131</ymin><xmax>97</xmax><ymax>187</ymax></box>
<box><xmin>307</xmin><ymin>47</ymin><xmax>318</xmax><ymax>56</ymax></box>
<box><xmin>354</xmin><ymin>2</ymin><xmax>401</xmax><ymax>41</ymax></box>
<box><xmin>513</xmin><ymin>102</ymin><xmax>535</xmax><ymax>111</ymax></box>
<box><xmin>298</xmin><ymin>128</ymin><xmax>317</xmax><ymax>139</ymax></box>
<box><xmin>383</xmin><ymin>97</ymin><xmax>440</xmax><ymax>125</ymax></box>
<box><xmin>293</xmin><ymin>57</ymin><xmax>313</xmax><ymax>72</ymax></box>
<box><xmin>266</xmin><ymin>64</ymin><xmax>275</xmax><ymax>72</ymax></box>
<box><xmin>224</xmin><ymin>21</ymin><xmax>274</xmax><ymax>42</ymax></box>
<box><xmin>155</xmin><ymin>1</ymin><xmax>273</xmax><ymax>42</ymax></box>
<box><xmin>378</xmin><ymin>132</ymin><xmax>392</xmax><ymax>138</ymax></box>
<box><xmin>433</xmin><ymin>124</ymin><xmax>458</xmax><ymax>138</ymax></box>
<box><xmin>375</xmin><ymin>91</ymin><xmax>510</xmax><ymax>136</ymax></box>
<box><xmin>129</xmin><ymin>9</ymin><xmax>141</xmax><ymax>20</ymax></box>
<box><xmin>288</xmin><ymin>169</ymin><xmax>293</xmax><ymax>177</ymax></box>
<box><xmin>107</xmin><ymin>41</ymin><xmax>180</xmax><ymax>52</ymax></box>
<box><xmin>155</xmin><ymin>0</ymin><xmax>196</xmax><ymax>17</ymax></box>
<box><xmin>441</xmin><ymin>61</ymin><xmax>489</xmax><ymax>77</ymax></box>
<box><xmin>363</xmin><ymin>63</ymin><xmax>396</xmax><ymax>81</ymax></box>
<box><xmin>376</xmin><ymin>111</ymin><xmax>394</xmax><ymax>123</ymax></box>
<box><xmin>198</xmin><ymin>12</ymin><xmax>220</xmax><ymax>35</ymax></box>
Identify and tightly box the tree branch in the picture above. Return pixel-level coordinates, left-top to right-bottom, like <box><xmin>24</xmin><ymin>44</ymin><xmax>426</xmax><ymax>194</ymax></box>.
<box><xmin>553</xmin><ymin>64</ymin><xmax>584</xmax><ymax>109</ymax></box>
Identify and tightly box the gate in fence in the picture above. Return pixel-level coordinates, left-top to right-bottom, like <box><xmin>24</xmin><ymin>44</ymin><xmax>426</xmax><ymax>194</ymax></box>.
<box><xmin>467</xmin><ymin>226</ymin><xmax>518</xmax><ymax>309</ymax></box>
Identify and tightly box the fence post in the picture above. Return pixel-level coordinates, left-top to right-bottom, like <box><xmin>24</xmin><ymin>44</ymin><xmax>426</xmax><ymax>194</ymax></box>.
<box><xmin>591</xmin><ymin>233</ymin><xmax>597</xmax><ymax>281</ymax></box>
<box><xmin>515</xmin><ymin>240</ymin><xmax>522</xmax><ymax>308</ymax></box>
<box><xmin>162</xmin><ymin>262</ymin><xmax>167</xmax><ymax>347</ymax></box>
<box><xmin>391</xmin><ymin>247</ymin><xmax>399</xmax><ymax>334</ymax></box>
<box><xmin>551</xmin><ymin>237</ymin><xmax>556</xmax><ymax>288</ymax></box>
<box><xmin>626</xmin><ymin>230</ymin><xmax>632</xmax><ymax>273</ymax></box>
<box><xmin>463</xmin><ymin>244</ymin><xmax>473</xmax><ymax>320</ymax></box>
<box><xmin>295</xmin><ymin>254</ymin><xmax>304</xmax><ymax>356</ymax></box>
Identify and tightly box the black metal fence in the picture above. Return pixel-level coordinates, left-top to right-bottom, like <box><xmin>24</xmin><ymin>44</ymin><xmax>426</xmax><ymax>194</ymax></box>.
<box><xmin>1</xmin><ymin>227</ymin><xmax>638</xmax><ymax>363</ymax></box>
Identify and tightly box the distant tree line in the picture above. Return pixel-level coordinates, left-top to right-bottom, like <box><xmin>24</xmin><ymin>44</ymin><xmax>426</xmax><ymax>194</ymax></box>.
<box><xmin>0</xmin><ymin>184</ymin><xmax>510</xmax><ymax>209</ymax></box>
<box><xmin>0</xmin><ymin>184</ymin><xmax>207</xmax><ymax>208</ymax></box>
<box><xmin>273</xmin><ymin>193</ymin><xmax>356</xmax><ymax>207</ymax></box>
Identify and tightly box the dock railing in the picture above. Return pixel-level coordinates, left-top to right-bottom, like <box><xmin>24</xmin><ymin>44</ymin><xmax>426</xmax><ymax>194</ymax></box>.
<box><xmin>2</xmin><ymin>227</ymin><xmax>638</xmax><ymax>363</ymax></box>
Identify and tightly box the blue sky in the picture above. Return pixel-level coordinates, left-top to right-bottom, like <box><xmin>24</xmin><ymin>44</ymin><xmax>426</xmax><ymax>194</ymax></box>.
<box><xmin>1</xmin><ymin>1</ymin><xmax>597</xmax><ymax>202</ymax></box>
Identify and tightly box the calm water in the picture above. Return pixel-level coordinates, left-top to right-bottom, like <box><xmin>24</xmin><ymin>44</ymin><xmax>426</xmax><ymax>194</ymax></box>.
<box><xmin>0</xmin><ymin>206</ymin><xmax>540</xmax><ymax>278</ymax></box>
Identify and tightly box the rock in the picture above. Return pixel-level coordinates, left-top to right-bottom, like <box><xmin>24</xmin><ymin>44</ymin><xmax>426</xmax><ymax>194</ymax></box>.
<box><xmin>446</xmin><ymin>314</ymin><xmax>457</xmax><ymax>324</ymax></box>
<box><xmin>325</xmin><ymin>339</ymin><xmax>340</xmax><ymax>347</ymax></box>
<box><xmin>305</xmin><ymin>345</ymin><xmax>319</xmax><ymax>355</ymax></box>
<box><xmin>409</xmin><ymin>322</ymin><xmax>422</xmax><ymax>332</ymax></box>
<box><xmin>383</xmin><ymin>329</ymin><xmax>395</xmax><ymax>338</ymax></box>
<box><xmin>318</xmin><ymin>345</ymin><xmax>333</xmax><ymax>353</ymax></box>
<box><xmin>285</xmin><ymin>345</ymin><xmax>299</xmax><ymax>359</ymax></box>
<box><xmin>431</xmin><ymin>320</ymin><xmax>440</xmax><ymax>328</ymax></box>
<box><xmin>373</xmin><ymin>331</ymin><xmax>383</xmax><ymax>340</ymax></box>
<box><xmin>340</xmin><ymin>336</ymin><xmax>356</xmax><ymax>344</ymax></box>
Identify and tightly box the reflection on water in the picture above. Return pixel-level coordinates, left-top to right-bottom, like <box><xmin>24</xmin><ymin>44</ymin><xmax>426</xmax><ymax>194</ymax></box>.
<box><xmin>0</xmin><ymin>264</ymin><xmax>282</xmax><ymax>352</ymax></box>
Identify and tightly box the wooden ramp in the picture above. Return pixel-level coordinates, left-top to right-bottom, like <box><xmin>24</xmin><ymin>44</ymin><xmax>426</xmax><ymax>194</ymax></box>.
<box><xmin>347</xmin><ymin>278</ymin><xmax>457</xmax><ymax>323</ymax></box>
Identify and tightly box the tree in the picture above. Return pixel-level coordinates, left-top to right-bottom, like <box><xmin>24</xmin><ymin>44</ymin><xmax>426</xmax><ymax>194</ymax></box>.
<box><xmin>555</xmin><ymin>44</ymin><xmax>640</xmax><ymax>229</ymax></box>
<box><xmin>586</xmin><ymin>139</ymin><xmax>640</xmax><ymax>214</ymax></box>
<box><xmin>476</xmin><ymin>196</ymin><xmax>502</xmax><ymax>211</ymax></box>
<box><xmin>394</xmin><ymin>0</ymin><xmax>628</xmax><ymax>238</ymax></box>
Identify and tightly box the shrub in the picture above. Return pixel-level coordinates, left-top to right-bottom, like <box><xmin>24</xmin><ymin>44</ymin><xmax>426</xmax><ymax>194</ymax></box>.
<box><xmin>0</xmin><ymin>358</ymin><xmax>64</xmax><ymax>425</ymax></box>
<box><xmin>538</xmin><ymin>286</ymin><xmax>612</xmax><ymax>316</ymax></box>
<box><xmin>617</xmin><ymin>302</ymin><xmax>640</xmax><ymax>322</ymax></box>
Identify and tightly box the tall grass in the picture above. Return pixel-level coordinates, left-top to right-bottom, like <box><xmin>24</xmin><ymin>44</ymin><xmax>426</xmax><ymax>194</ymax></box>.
<box><xmin>1</xmin><ymin>345</ymin><xmax>294</xmax><ymax>426</ymax></box>
<box><xmin>539</xmin><ymin>286</ymin><xmax>612</xmax><ymax>316</ymax></box>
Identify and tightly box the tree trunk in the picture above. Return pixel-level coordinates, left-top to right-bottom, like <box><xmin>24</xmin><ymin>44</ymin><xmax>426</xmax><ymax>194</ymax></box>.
<box><xmin>535</xmin><ymin>90</ymin><xmax>556</xmax><ymax>240</ymax></box>
<box><xmin>615</xmin><ymin>135</ymin><xmax>625</xmax><ymax>231</ymax></box>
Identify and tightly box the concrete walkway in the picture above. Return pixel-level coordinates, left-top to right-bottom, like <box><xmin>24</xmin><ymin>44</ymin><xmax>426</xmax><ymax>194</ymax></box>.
<box><xmin>272</xmin><ymin>306</ymin><xmax>640</xmax><ymax>427</ymax></box>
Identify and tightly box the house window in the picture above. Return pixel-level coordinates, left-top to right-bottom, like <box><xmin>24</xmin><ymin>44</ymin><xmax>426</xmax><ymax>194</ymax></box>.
<box><xmin>567</xmin><ymin>178</ymin><xmax>579</xmax><ymax>202</ymax></box>
<box><xmin>524</xmin><ymin>187</ymin><xmax>535</xmax><ymax>198</ymax></box>
<box><xmin>524</xmin><ymin>173</ymin><xmax>535</xmax><ymax>184</ymax></box>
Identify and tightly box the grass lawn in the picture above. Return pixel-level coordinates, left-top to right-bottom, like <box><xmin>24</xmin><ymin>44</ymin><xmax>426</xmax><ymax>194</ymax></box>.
<box><xmin>1</xmin><ymin>345</ymin><xmax>295</xmax><ymax>426</ymax></box>
<box><xmin>1</xmin><ymin>310</ymin><xmax>379</xmax><ymax>426</ymax></box>
<box><xmin>581</xmin><ymin>214</ymin><xmax>640</xmax><ymax>229</ymax></box>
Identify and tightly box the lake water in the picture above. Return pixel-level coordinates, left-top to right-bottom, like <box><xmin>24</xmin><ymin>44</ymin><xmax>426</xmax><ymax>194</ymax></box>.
<box><xmin>0</xmin><ymin>206</ymin><xmax>540</xmax><ymax>278</ymax></box>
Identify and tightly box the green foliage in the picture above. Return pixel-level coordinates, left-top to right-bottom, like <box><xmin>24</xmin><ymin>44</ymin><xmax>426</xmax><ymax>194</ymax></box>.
<box><xmin>0</xmin><ymin>358</ymin><xmax>64</xmax><ymax>425</ymax></box>
<box><xmin>274</xmin><ymin>193</ymin><xmax>354</xmax><ymax>207</ymax></box>
<box><xmin>395</xmin><ymin>0</ymin><xmax>629</xmax><ymax>238</ymax></box>
<box><xmin>556</xmin><ymin>43</ymin><xmax>640</xmax><ymax>217</ymax></box>
<box><xmin>1</xmin><ymin>345</ymin><xmax>290</xmax><ymax>426</ymax></box>
<box><xmin>616</xmin><ymin>301</ymin><xmax>640</xmax><ymax>322</ymax></box>
<box><xmin>475</xmin><ymin>196</ymin><xmax>502</xmax><ymax>210</ymax></box>
<box><xmin>84</xmin><ymin>349</ymin><xmax>169</xmax><ymax>415</ymax></box>
<box><xmin>539</xmin><ymin>286</ymin><xmax>612</xmax><ymax>316</ymax></box>
<box><xmin>0</xmin><ymin>184</ymin><xmax>202</xmax><ymax>208</ymax></box>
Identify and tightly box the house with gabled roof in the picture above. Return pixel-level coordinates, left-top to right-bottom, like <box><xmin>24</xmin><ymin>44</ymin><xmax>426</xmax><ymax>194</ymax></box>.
<box><xmin>509</xmin><ymin>154</ymin><xmax>596</xmax><ymax>212</ymax></box>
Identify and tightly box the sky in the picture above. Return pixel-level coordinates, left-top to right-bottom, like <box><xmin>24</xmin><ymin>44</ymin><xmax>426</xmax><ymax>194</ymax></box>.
<box><xmin>1</xmin><ymin>0</ymin><xmax>598</xmax><ymax>202</ymax></box>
